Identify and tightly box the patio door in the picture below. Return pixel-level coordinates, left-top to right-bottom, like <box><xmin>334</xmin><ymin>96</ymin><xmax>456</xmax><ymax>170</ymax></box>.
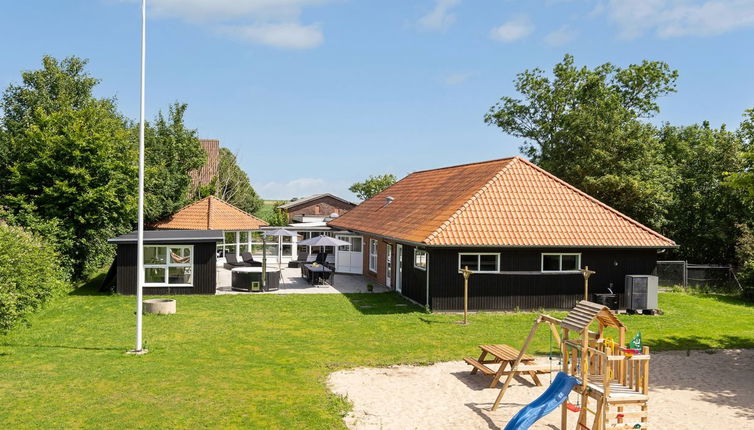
<box><xmin>386</xmin><ymin>245</ymin><xmax>392</xmax><ymax>288</ymax></box>
<box><xmin>335</xmin><ymin>235</ymin><xmax>363</xmax><ymax>274</ymax></box>
<box><xmin>396</xmin><ymin>244</ymin><xmax>403</xmax><ymax>293</ymax></box>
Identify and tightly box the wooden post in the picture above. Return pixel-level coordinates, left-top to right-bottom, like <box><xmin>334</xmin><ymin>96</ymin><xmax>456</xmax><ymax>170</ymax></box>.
<box><xmin>461</xmin><ymin>266</ymin><xmax>473</xmax><ymax>325</ymax></box>
<box><xmin>580</xmin><ymin>266</ymin><xmax>596</xmax><ymax>301</ymax></box>
<box><xmin>561</xmin><ymin>328</ymin><xmax>569</xmax><ymax>430</ymax></box>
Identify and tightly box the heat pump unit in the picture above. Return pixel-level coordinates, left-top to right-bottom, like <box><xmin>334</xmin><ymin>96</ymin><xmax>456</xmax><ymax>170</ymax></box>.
<box><xmin>624</xmin><ymin>275</ymin><xmax>659</xmax><ymax>311</ymax></box>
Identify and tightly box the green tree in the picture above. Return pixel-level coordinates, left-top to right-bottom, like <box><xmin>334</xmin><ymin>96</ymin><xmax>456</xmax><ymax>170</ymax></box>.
<box><xmin>484</xmin><ymin>54</ymin><xmax>678</xmax><ymax>229</ymax></box>
<box><xmin>660</xmin><ymin>122</ymin><xmax>749</xmax><ymax>263</ymax></box>
<box><xmin>263</xmin><ymin>201</ymin><xmax>289</xmax><ymax>226</ymax></box>
<box><xmin>349</xmin><ymin>174</ymin><xmax>397</xmax><ymax>201</ymax></box>
<box><xmin>143</xmin><ymin>103</ymin><xmax>206</xmax><ymax>222</ymax></box>
<box><xmin>213</xmin><ymin>148</ymin><xmax>263</xmax><ymax>214</ymax></box>
<box><xmin>726</xmin><ymin>109</ymin><xmax>754</xmax><ymax>198</ymax></box>
<box><xmin>0</xmin><ymin>56</ymin><xmax>136</xmax><ymax>278</ymax></box>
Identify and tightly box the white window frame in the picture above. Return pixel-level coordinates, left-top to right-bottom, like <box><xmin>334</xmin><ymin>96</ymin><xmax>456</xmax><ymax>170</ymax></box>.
<box><xmin>218</xmin><ymin>230</ymin><xmax>294</xmax><ymax>259</ymax></box>
<box><xmin>369</xmin><ymin>239</ymin><xmax>378</xmax><ymax>273</ymax></box>
<box><xmin>458</xmin><ymin>252</ymin><xmax>500</xmax><ymax>273</ymax></box>
<box><xmin>414</xmin><ymin>249</ymin><xmax>427</xmax><ymax>271</ymax></box>
<box><xmin>541</xmin><ymin>253</ymin><xmax>581</xmax><ymax>272</ymax></box>
<box><xmin>143</xmin><ymin>244</ymin><xmax>194</xmax><ymax>287</ymax></box>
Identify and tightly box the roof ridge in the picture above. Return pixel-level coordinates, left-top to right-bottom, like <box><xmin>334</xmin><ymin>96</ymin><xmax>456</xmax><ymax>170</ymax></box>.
<box><xmin>410</xmin><ymin>156</ymin><xmax>518</xmax><ymax>175</ymax></box>
<box><xmin>279</xmin><ymin>193</ymin><xmax>354</xmax><ymax>209</ymax></box>
<box><xmin>514</xmin><ymin>157</ymin><xmax>675</xmax><ymax>245</ymax></box>
<box><xmin>208</xmin><ymin>195</ymin><xmax>269</xmax><ymax>225</ymax></box>
<box><xmin>424</xmin><ymin>157</ymin><xmax>520</xmax><ymax>244</ymax></box>
<box><xmin>207</xmin><ymin>195</ymin><xmax>213</xmax><ymax>229</ymax></box>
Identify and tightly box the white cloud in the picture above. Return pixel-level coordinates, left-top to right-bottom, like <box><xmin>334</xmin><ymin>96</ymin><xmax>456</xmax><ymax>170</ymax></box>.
<box><xmin>489</xmin><ymin>15</ymin><xmax>534</xmax><ymax>42</ymax></box>
<box><xmin>219</xmin><ymin>23</ymin><xmax>323</xmax><ymax>49</ymax></box>
<box><xmin>418</xmin><ymin>0</ymin><xmax>462</xmax><ymax>31</ymax></box>
<box><xmin>256</xmin><ymin>177</ymin><xmax>352</xmax><ymax>200</ymax></box>
<box><xmin>140</xmin><ymin>0</ymin><xmax>330</xmax><ymax>49</ymax></box>
<box><xmin>442</xmin><ymin>72</ymin><xmax>473</xmax><ymax>85</ymax></box>
<box><xmin>544</xmin><ymin>25</ymin><xmax>578</xmax><ymax>45</ymax></box>
<box><xmin>601</xmin><ymin>0</ymin><xmax>754</xmax><ymax>39</ymax></box>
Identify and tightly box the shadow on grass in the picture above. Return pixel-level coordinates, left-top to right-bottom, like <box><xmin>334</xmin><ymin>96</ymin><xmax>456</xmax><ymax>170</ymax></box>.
<box><xmin>69</xmin><ymin>272</ymin><xmax>111</xmax><ymax>296</ymax></box>
<box><xmin>703</xmin><ymin>293</ymin><xmax>754</xmax><ymax>307</ymax></box>
<box><xmin>1</xmin><ymin>343</ymin><xmax>123</xmax><ymax>351</ymax></box>
<box><xmin>342</xmin><ymin>292</ymin><xmax>423</xmax><ymax>315</ymax></box>
<box><xmin>649</xmin><ymin>334</ymin><xmax>754</xmax><ymax>351</ymax></box>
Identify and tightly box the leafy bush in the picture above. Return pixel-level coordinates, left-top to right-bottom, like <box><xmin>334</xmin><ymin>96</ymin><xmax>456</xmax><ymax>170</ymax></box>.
<box><xmin>735</xmin><ymin>225</ymin><xmax>754</xmax><ymax>301</ymax></box>
<box><xmin>0</xmin><ymin>223</ymin><xmax>69</xmax><ymax>333</ymax></box>
<box><xmin>738</xmin><ymin>260</ymin><xmax>754</xmax><ymax>302</ymax></box>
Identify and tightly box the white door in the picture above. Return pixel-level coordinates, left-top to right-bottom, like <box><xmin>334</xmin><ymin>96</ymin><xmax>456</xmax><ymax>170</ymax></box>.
<box><xmin>396</xmin><ymin>244</ymin><xmax>403</xmax><ymax>293</ymax></box>
<box><xmin>386</xmin><ymin>245</ymin><xmax>392</xmax><ymax>288</ymax></box>
<box><xmin>335</xmin><ymin>235</ymin><xmax>363</xmax><ymax>274</ymax></box>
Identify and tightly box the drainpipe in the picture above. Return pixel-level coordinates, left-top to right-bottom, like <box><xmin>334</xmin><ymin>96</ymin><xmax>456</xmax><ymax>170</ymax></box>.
<box><xmin>425</xmin><ymin>250</ymin><xmax>430</xmax><ymax>310</ymax></box>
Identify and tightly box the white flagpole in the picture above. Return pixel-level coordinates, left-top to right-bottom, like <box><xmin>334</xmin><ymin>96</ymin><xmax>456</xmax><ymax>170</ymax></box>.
<box><xmin>134</xmin><ymin>0</ymin><xmax>147</xmax><ymax>353</ymax></box>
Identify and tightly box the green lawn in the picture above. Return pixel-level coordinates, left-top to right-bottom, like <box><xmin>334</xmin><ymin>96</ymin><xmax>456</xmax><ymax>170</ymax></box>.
<box><xmin>1</xmin><ymin>286</ymin><xmax>752</xmax><ymax>429</ymax></box>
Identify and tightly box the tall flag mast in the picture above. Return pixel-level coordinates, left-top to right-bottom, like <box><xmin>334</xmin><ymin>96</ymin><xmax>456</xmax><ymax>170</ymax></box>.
<box><xmin>131</xmin><ymin>0</ymin><xmax>147</xmax><ymax>354</ymax></box>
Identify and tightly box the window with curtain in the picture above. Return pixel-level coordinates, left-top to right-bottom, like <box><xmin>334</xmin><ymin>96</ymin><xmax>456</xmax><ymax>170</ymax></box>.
<box><xmin>144</xmin><ymin>245</ymin><xmax>193</xmax><ymax>286</ymax></box>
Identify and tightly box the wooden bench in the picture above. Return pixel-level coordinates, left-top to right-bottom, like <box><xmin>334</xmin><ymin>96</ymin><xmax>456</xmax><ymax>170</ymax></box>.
<box><xmin>464</xmin><ymin>344</ymin><xmax>554</xmax><ymax>388</ymax></box>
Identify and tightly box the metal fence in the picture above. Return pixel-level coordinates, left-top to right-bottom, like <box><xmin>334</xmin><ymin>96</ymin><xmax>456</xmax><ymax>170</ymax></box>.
<box><xmin>656</xmin><ymin>261</ymin><xmax>741</xmax><ymax>293</ymax></box>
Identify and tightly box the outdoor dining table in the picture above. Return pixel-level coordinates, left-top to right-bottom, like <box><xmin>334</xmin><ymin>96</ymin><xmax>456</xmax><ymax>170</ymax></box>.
<box><xmin>303</xmin><ymin>263</ymin><xmax>334</xmax><ymax>287</ymax></box>
<box><xmin>465</xmin><ymin>344</ymin><xmax>550</xmax><ymax>388</ymax></box>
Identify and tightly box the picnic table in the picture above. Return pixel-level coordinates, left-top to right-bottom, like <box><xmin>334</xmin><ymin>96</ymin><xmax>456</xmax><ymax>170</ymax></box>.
<box><xmin>303</xmin><ymin>263</ymin><xmax>334</xmax><ymax>286</ymax></box>
<box><xmin>464</xmin><ymin>344</ymin><xmax>552</xmax><ymax>388</ymax></box>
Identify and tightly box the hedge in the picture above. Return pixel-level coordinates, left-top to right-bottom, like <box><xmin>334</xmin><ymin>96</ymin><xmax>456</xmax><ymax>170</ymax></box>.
<box><xmin>0</xmin><ymin>223</ymin><xmax>69</xmax><ymax>333</ymax></box>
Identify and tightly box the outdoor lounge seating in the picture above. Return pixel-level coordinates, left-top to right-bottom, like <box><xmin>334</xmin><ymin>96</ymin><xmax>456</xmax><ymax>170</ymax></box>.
<box><xmin>223</xmin><ymin>253</ymin><xmax>252</xmax><ymax>270</ymax></box>
<box><xmin>240</xmin><ymin>251</ymin><xmax>263</xmax><ymax>267</ymax></box>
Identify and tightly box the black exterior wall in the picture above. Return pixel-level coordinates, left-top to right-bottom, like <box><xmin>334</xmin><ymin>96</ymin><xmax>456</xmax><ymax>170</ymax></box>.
<box><xmin>422</xmin><ymin>247</ymin><xmax>658</xmax><ymax>311</ymax></box>
<box><xmin>116</xmin><ymin>242</ymin><xmax>217</xmax><ymax>295</ymax></box>
<box><xmin>396</xmin><ymin>243</ymin><xmax>427</xmax><ymax>306</ymax></box>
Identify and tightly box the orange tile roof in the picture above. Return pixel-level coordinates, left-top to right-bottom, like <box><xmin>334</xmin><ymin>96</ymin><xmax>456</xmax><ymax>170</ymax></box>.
<box><xmin>151</xmin><ymin>196</ymin><xmax>268</xmax><ymax>230</ymax></box>
<box><xmin>329</xmin><ymin>157</ymin><xmax>675</xmax><ymax>248</ymax></box>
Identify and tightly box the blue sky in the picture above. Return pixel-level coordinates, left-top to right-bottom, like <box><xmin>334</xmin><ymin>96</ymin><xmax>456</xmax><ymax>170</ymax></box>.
<box><xmin>2</xmin><ymin>1</ymin><xmax>754</xmax><ymax>200</ymax></box>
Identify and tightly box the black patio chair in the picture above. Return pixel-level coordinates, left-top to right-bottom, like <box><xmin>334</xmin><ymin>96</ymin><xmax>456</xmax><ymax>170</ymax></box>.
<box><xmin>315</xmin><ymin>252</ymin><xmax>328</xmax><ymax>264</ymax></box>
<box><xmin>240</xmin><ymin>251</ymin><xmax>263</xmax><ymax>267</ymax></box>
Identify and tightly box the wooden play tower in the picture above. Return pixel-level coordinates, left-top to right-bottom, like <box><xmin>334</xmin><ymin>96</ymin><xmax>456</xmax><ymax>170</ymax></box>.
<box><xmin>493</xmin><ymin>301</ymin><xmax>651</xmax><ymax>429</ymax></box>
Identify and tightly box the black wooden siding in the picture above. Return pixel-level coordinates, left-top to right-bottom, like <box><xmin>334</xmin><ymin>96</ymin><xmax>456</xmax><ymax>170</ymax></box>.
<box><xmin>397</xmin><ymin>244</ymin><xmax>427</xmax><ymax>306</ymax></box>
<box><xmin>427</xmin><ymin>247</ymin><xmax>658</xmax><ymax>311</ymax></box>
<box><xmin>116</xmin><ymin>242</ymin><xmax>217</xmax><ymax>295</ymax></box>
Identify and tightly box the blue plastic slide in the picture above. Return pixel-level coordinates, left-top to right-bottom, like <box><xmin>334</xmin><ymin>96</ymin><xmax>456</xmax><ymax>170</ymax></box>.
<box><xmin>503</xmin><ymin>372</ymin><xmax>579</xmax><ymax>430</ymax></box>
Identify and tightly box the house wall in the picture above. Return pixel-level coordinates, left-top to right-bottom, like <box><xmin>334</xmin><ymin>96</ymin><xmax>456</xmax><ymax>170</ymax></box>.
<box><xmin>286</xmin><ymin>196</ymin><xmax>355</xmax><ymax>222</ymax></box>
<box><xmin>427</xmin><ymin>247</ymin><xmax>658</xmax><ymax>311</ymax></box>
<box><xmin>116</xmin><ymin>242</ymin><xmax>217</xmax><ymax>295</ymax></box>
<box><xmin>396</xmin><ymin>243</ymin><xmax>428</xmax><ymax>306</ymax></box>
<box><xmin>362</xmin><ymin>235</ymin><xmax>386</xmax><ymax>284</ymax></box>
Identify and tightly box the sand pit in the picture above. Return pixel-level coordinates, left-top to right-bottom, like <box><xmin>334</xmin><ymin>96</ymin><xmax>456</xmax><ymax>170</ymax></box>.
<box><xmin>328</xmin><ymin>349</ymin><xmax>754</xmax><ymax>429</ymax></box>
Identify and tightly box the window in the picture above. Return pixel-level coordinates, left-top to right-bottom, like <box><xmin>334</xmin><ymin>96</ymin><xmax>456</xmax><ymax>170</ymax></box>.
<box><xmin>217</xmin><ymin>230</ymin><xmax>294</xmax><ymax>260</ymax></box>
<box><xmin>144</xmin><ymin>245</ymin><xmax>193</xmax><ymax>286</ymax></box>
<box><xmin>458</xmin><ymin>253</ymin><xmax>499</xmax><ymax>272</ymax></box>
<box><xmin>369</xmin><ymin>239</ymin><xmax>378</xmax><ymax>272</ymax></box>
<box><xmin>541</xmin><ymin>253</ymin><xmax>581</xmax><ymax>272</ymax></box>
<box><xmin>414</xmin><ymin>249</ymin><xmax>427</xmax><ymax>271</ymax></box>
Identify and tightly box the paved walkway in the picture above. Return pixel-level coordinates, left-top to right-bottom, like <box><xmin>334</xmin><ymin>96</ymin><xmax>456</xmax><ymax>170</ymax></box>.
<box><xmin>216</xmin><ymin>267</ymin><xmax>390</xmax><ymax>295</ymax></box>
